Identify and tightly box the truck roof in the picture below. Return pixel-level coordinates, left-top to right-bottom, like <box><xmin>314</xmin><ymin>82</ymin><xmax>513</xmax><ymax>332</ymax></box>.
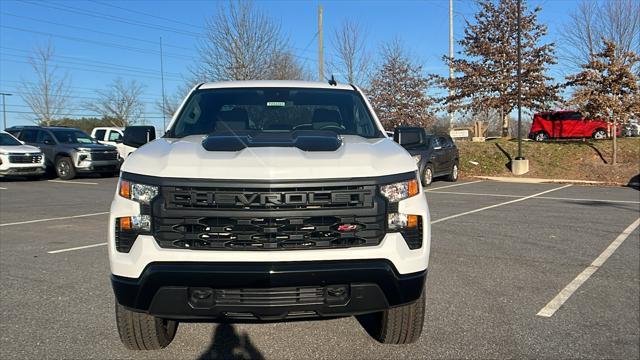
<box><xmin>199</xmin><ymin>80</ymin><xmax>355</xmax><ymax>91</ymax></box>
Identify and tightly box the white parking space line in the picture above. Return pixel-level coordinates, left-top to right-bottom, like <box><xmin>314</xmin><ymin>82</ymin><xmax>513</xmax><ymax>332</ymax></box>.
<box><xmin>0</xmin><ymin>187</ymin><xmax>7</xmax><ymax>190</ymax></box>
<box><xmin>431</xmin><ymin>184</ymin><xmax>572</xmax><ymax>224</ymax></box>
<box><xmin>0</xmin><ymin>212</ymin><xmax>108</xmax><ymax>227</ymax></box>
<box><xmin>47</xmin><ymin>242</ymin><xmax>107</xmax><ymax>254</ymax></box>
<box><xmin>426</xmin><ymin>180</ymin><xmax>482</xmax><ymax>191</ymax></box>
<box><xmin>47</xmin><ymin>180</ymin><xmax>99</xmax><ymax>185</ymax></box>
<box><xmin>428</xmin><ymin>190</ymin><xmax>640</xmax><ymax>204</ymax></box>
<box><xmin>537</xmin><ymin>217</ymin><xmax>640</xmax><ymax>318</ymax></box>
<box><xmin>428</xmin><ymin>190</ymin><xmax>521</xmax><ymax>198</ymax></box>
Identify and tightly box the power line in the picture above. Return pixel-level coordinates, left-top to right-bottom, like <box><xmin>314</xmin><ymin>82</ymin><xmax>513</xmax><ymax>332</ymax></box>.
<box><xmin>90</xmin><ymin>0</ymin><xmax>204</xmax><ymax>31</ymax></box>
<box><xmin>1</xmin><ymin>47</ymin><xmax>183</xmax><ymax>78</ymax></box>
<box><xmin>0</xmin><ymin>12</ymin><xmax>194</xmax><ymax>52</ymax></box>
<box><xmin>4</xmin><ymin>109</ymin><xmax>165</xmax><ymax>119</ymax></box>
<box><xmin>0</xmin><ymin>88</ymin><xmax>163</xmax><ymax>104</ymax></box>
<box><xmin>1</xmin><ymin>58</ymin><xmax>184</xmax><ymax>82</ymax></box>
<box><xmin>1</xmin><ymin>53</ymin><xmax>184</xmax><ymax>81</ymax></box>
<box><xmin>0</xmin><ymin>26</ymin><xmax>194</xmax><ymax>60</ymax></box>
<box><xmin>21</xmin><ymin>0</ymin><xmax>205</xmax><ymax>38</ymax></box>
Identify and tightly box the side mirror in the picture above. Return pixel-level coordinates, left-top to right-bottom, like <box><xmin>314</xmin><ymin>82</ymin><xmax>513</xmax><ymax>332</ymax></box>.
<box><xmin>123</xmin><ymin>126</ymin><xmax>156</xmax><ymax>148</ymax></box>
<box><xmin>113</xmin><ymin>138</ymin><xmax>123</xmax><ymax>144</ymax></box>
<box><xmin>44</xmin><ymin>139</ymin><xmax>54</xmax><ymax>145</ymax></box>
<box><xmin>394</xmin><ymin>126</ymin><xmax>427</xmax><ymax>149</ymax></box>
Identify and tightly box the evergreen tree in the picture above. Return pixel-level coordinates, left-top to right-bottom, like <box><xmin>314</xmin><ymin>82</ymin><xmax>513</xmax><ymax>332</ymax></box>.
<box><xmin>435</xmin><ymin>0</ymin><xmax>559</xmax><ymax>137</ymax></box>
<box><xmin>368</xmin><ymin>42</ymin><xmax>434</xmax><ymax>130</ymax></box>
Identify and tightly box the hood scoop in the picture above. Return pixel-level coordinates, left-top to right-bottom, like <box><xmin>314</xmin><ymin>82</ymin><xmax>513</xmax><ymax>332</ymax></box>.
<box><xmin>201</xmin><ymin>130</ymin><xmax>343</xmax><ymax>152</ymax></box>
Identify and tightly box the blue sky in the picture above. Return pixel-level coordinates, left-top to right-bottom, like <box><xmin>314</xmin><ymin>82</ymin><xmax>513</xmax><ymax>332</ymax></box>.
<box><xmin>0</xmin><ymin>0</ymin><xmax>580</xmax><ymax>130</ymax></box>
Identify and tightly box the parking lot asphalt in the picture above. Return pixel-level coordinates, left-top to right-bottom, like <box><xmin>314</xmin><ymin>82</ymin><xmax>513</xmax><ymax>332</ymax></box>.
<box><xmin>0</xmin><ymin>177</ymin><xmax>638</xmax><ymax>359</ymax></box>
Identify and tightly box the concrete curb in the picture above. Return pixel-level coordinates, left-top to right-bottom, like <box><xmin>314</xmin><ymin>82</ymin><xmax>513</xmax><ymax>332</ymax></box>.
<box><xmin>472</xmin><ymin>176</ymin><xmax>631</xmax><ymax>186</ymax></box>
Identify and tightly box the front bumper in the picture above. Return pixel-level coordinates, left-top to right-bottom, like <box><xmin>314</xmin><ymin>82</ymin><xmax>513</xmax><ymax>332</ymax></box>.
<box><xmin>112</xmin><ymin>260</ymin><xmax>427</xmax><ymax>321</ymax></box>
<box><xmin>0</xmin><ymin>166</ymin><xmax>45</xmax><ymax>176</ymax></box>
<box><xmin>75</xmin><ymin>160</ymin><xmax>120</xmax><ymax>173</ymax></box>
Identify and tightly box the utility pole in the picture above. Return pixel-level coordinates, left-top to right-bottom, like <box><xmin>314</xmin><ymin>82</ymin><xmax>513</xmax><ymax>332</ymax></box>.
<box><xmin>449</xmin><ymin>0</ymin><xmax>454</xmax><ymax>130</ymax></box>
<box><xmin>0</xmin><ymin>93</ymin><xmax>12</xmax><ymax>130</ymax></box>
<box><xmin>159</xmin><ymin>37</ymin><xmax>167</xmax><ymax>130</ymax></box>
<box><xmin>318</xmin><ymin>4</ymin><xmax>324</xmax><ymax>81</ymax></box>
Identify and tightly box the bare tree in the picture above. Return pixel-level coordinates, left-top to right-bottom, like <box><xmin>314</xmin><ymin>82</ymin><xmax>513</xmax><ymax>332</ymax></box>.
<box><xmin>330</xmin><ymin>20</ymin><xmax>370</xmax><ymax>87</ymax></box>
<box><xmin>267</xmin><ymin>50</ymin><xmax>308</xmax><ymax>80</ymax></box>
<box><xmin>563</xmin><ymin>0</ymin><xmax>640</xmax><ymax>69</ymax></box>
<box><xmin>155</xmin><ymin>92</ymin><xmax>183</xmax><ymax>121</ymax></box>
<box><xmin>84</xmin><ymin>78</ymin><xmax>146</xmax><ymax>127</ymax></box>
<box><xmin>19</xmin><ymin>41</ymin><xmax>72</xmax><ymax>126</ymax></box>
<box><xmin>189</xmin><ymin>1</ymin><xmax>304</xmax><ymax>82</ymax></box>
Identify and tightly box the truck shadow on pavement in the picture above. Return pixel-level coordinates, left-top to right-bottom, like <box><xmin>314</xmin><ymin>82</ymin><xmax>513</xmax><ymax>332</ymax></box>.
<box><xmin>197</xmin><ymin>323</ymin><xmax>264</xmax><ymax>360</ymax></box>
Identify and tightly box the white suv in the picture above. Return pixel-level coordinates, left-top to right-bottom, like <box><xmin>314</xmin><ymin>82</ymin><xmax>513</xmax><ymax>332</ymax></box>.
<box><xmin>0</xmin><ymin>131</ymin><xmax>46</xmax><ymax>178</ymax></box>
<box><xmin>109</xmin><ymin>81</ymin><xmax>430</xmax><ymax>350</ymax></box>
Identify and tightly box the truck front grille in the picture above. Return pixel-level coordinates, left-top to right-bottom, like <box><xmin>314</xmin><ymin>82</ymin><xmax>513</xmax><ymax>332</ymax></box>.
<box><xmin>164</xmin><ymin>185</ymin><xmax>375</xmax><ymax>210</ymax></box>
<box><xmin>153</xmin><ymin>214</ymin><xmax>385</xmax><ymax>250</ymax></box>
<box><xmin>150</xmin><ymin>180</ymin><xmax>388</xmax><ymax>251</ymax></box>
<box><xmin>9</xmin><ymin>153</ymin><xmax>42</xmax><ymax>163</ymax></box>
<box><xmin>90</xmin><ymin>151</ymin><xmax>118</xmax><ymax>161</ymax></box>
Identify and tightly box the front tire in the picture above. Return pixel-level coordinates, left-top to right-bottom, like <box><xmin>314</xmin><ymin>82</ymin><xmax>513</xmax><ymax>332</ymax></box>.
<box><xmin>55</xmin><ymin>157</ymin><xmax>76</xmax><ymax>180</ymax></box>
<box><xmin>359</xmin><ymin>286</ymin><xmax>425</xmax><ymax>344</ymax></box>
<box><xmin>422</xmin><ymin>164</ymin><xmax>434</xmax><ymax>187</ymax></box>
<box><xmin>446</xmin><ymin>162</ymin><xmax>459</xmax><ymax>182</ymax></box>
<box><xmin>593</xmin><ymin>129</ymin><xmax>607</xmax><ymax>139</ymax></box>
<box><xmin>534</xmin><ymin>131</ymin><xmax>549</xmax><ymax>141</ymax></box>
<box><xmin>115</xmin><ymin>303</ymin><xmax>178</xmax><ymax>350</ymax></box>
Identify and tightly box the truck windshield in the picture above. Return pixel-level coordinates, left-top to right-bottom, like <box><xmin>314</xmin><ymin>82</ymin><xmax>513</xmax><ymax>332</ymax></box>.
<box><xmin>51</xmin><ymin>129</ymin><xmax>96</xmax><ymax>144</ymax></box>
<box><xmin>170</xmin><ymin>88</ymin><xmax>382</xmax><ymax>138</ymax></box>
<box><xmin>0</xmin><ymin>133</ymin><xmax>22</xmax><ymax>146</ymax></box>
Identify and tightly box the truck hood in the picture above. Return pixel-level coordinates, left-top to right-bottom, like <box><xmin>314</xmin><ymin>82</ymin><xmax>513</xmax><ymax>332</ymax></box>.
<box><xmin>0</xmin><ymin>144</ymin><xmax>42</xmax><ymax>154</ymax></box>
<box><xmin>121</xmin><ymin>135</ymin><xmax>416</xmax><ymax>180</ymax></box>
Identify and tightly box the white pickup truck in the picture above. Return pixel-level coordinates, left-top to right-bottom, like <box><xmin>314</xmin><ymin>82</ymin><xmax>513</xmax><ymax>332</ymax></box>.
<box><xmin>91</xmin><ymin>127</ymin><xmax>136</xmax><ymax>159</ymax></box>
<box><xmin>109</xmin><ymin>80</ymin><xmax>431</xmax><ymax>350</ymax></box>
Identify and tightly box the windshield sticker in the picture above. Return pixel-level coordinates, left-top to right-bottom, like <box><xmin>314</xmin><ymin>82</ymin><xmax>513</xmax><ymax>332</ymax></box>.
<box><xmin>267</xmin><ymin>101</ymin><xmax>285</xmax><ymax>107</ymax></box>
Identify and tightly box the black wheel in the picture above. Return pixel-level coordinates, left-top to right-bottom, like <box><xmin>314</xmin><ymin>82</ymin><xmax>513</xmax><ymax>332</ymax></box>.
<box><xmin>534</xmin><ymin>131</ymin><xmax>549</xmax><ymax>141</ymax></box>
<box><xmin>446</xmin><ymin>161</ymin><xmax>459</xmax><ymax>182</ymax></box>
<box><xmin>593</xmin><ymin>129</ymin><xmax>607</xmax><ymax>140</ymax></box>
<box><xmin>55</xmin><ymin>157</ymin><xmax>76</xmax><ymax>180</ymax></box>
<box><xmin>421</xmin><ymin>164</ymin><xmax>434</xmax><ymax>187</ymax></box>
<box><xmin>115</xmin><ymin>302</ymin><xmax>178</xmax><ymax>350</ymax></box>
<box><xmin>358</xmin><ymin>286</ymin><xmax>425</xmax><ymax>344</ymax></box>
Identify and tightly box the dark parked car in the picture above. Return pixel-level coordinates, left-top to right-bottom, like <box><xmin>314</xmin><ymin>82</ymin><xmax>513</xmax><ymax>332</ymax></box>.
<box><xmin>394</xmin><ymin>127</ymin><xmax>459</xmax><ymax>186</ymax></box>
<box><xmin>5</xmin><ymin>126</ymin><xmax>120</xmax><ymax>180</ymax></box>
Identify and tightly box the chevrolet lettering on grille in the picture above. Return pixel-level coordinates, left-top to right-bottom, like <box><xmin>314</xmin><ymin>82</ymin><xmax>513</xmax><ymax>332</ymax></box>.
<box><xmin>197</xmin><ymin>191</ymin><xmax>362</xmax><ymax>207</ymax></box>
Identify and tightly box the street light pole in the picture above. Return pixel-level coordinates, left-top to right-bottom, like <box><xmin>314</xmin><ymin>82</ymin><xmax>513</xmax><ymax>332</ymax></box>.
<box><xmin>0</xmin><ymin>93</ymin><xmax>12</xmax><ymax>130</ymax></box>
<box><xmin>516</xmin><ymin>0</ymin><xmax>523</xmax><ymax>160</ymax></box>
<box><xmin>511</xmin><ymin>0</ymin><xmax>529</xmax><ymax>175</ymax></box>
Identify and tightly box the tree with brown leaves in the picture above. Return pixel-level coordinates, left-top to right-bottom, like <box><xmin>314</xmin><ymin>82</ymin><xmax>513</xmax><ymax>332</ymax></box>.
<box><xmin>435</xmin><ymin>0</ymin><xmax>559</xmax><ymax>137</ymax></box>
<box><xmin>368</xmin><ymin>41</ymin><xmax>435</xmax><ymax>130</ymax></box>
<box><xmin>567</xmin><ymin>40</ymin><xmax>640</xmax><ymax>164</ymax></box>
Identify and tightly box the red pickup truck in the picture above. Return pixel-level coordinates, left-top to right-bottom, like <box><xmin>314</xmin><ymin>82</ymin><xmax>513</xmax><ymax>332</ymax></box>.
<box><xmin>529</xmin><ymin>111</ymin><xmax>620</xmax><ymax>141</ymax></box>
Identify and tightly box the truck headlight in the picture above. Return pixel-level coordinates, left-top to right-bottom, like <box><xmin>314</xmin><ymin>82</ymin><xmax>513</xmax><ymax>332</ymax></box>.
<box><xmin>380</xmin><ymin>179</ymin><xmax>419</xmax><ymax>202</ymax></box>
<box><xmin>119</xmin><ymin>179</ymin><xmax>158</xmax><ymax>204</ymax></box>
